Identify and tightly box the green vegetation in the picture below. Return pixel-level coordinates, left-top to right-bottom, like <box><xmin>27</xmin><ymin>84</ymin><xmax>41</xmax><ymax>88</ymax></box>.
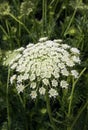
<box><xmin>0</xmin><ymin>0</ymin><xmax>88</xmax><ymax>130</ymax></box>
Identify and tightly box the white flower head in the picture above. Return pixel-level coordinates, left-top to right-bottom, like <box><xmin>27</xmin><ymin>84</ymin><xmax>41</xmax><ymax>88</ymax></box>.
<box><xmin>16</xmin><ymin>84</ymin><xmax>25</xmax><ymax>93</ymax></box>
<box><xmin>30</xmin><ymin>90</ymin><xmax>37</xmax><ymax>99</ymax></box>
<box><xmin>61</xmin><ymin>68</ymin><xmax>69</xmax><ymax>76</ymax></box>
<box><xmin>30</xmin><ymin>82</ymin><xmax>36</xmax><ymax>89</ymax></box>
<box><xmin>52</xmin><ymin>79</ymin><xmax>58</xmax><ymax>87</ymax></box>
<box><xmin>26</xmin><ymin>43</ymin><xmax>34</xmax><ymax>48</ymax></box>
<box><xmin>39</xmin><ymin>87</ymin><xmax>46</xmax><ymax>95</ymax></box>
<box><xmin>61</xmin><ymin>44</ymin><xmax>70</xmax><ymax>49</ymax></box>
<box><xmin>66</xmin><ymin>59</ymin><xmax>75</xmax><ymax>67</ymax></box>
<box><xmin>4</xmin><ymin>37</ymin><xmax>81</xmax><ymax>99</ymax></box>
<box><xmin>17</xmin><ymin>75</ymin><xmax>23</xmax><ymax>83</ymax></box>
<box><xmin>15</xmin><ymin>47</ymin><xmax>24</xmax><ymax>52</ymax></box>
<box><xmin>11</xmin><ymin>63</ymin><xmax>18</xmax><ymax>69</ymax></box>
<box><xmin>10</xmin><ymin>74</ymin><xmax>16</xmax><ymax>84</ymax></box>
<box><xmin>30</xmin><ymin>73</ymin><xmax>36</xmax><ymax>81</ymax></box>
<box><xmin>70</xmin><ymin>47</ymin><xmax>80</xmax><ymax>54</ymax></box>
<box><xmin>49</xmin><ymin>88</ymin><xmax>58</xmax><ymax>98</ymax></box>
<box><xmin>23</xmin><ymin>73</ymin><xmax>29</xmax><ymax>80</ymax></box>
<box><xmin>60</xmin><ymin>80</ymin><xmax>68</xmax><ymax>89</ymax></box>
<box><xmin>42</xmin><ymin>79</ymin><xmax>49</xmax><ymax>86</ymax></box>
<box><xmin>39</xmin><ymin>37</ymin><xmax>48</xmax><ymax>42</ymax></box>
<box><xmin>71</xmin><ymin>70</ymin><xmax>79</xmax><ymax>78</ymax></box>
<box><xmin>54</xmin><ymin>39</ymin><xmax>63</xmax><ymax>43</ymax></box>
<box><xmin>58</xmin><ymin>63</ymin><xmax>65</xmax><ymax>69</ymax></box>
<box><xmin>53</xmin><ymin>71</ymin><xmax>60</xmax><ymax>79</ymax></box>
<box><xmin>72</xmin><ymin>56</ymin><xmax>81</xmax><ymax>64</ymax></box>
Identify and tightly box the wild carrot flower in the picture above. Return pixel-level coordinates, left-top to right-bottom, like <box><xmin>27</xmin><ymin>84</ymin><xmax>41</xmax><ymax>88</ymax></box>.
<box><xmin>3</xmin><ymin>37</ymin><xmax>80</xmax><ymax>99</ymax></box>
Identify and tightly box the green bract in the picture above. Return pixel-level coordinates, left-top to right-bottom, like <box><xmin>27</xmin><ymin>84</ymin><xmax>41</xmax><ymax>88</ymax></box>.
<box><xmin>4</xmin><ymin>37</ymin><xmax>81</xmax><ymax>99</ymax></box>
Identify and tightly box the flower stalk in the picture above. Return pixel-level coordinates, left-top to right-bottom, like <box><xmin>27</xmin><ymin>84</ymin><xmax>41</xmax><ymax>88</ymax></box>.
<box><xmin>67</xmin><ymin>67</ymin><xmax>86</xmax><ymax>130</ymax></box>
<box><xmin>6</xmin><ymin>67</ymin><xmax>11</xmax><ymax>130</ymax></box>
<box><xmin>68</xmin><ymin>67</ymin><xmax>86</xmax><ymax>117</ymax></box>
<box><xmin>42</xmin><ymin>0</ymin><xmax>47</xmax><ymax>36</ymax></box>
<box><xmin>46</xmin><ymin>90</ymin><xmax>57</xmax><ymax>130</ymax></box>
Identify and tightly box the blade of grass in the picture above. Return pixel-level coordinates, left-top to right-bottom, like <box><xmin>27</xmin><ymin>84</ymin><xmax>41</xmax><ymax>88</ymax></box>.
<box><xmin>42</xmin><ymin>0</ymin><xmax>47</xmax><ymax>36</ymax></box>
<box><xmin>0</xmin><ymin>25</ymin><xmax>9</xmax><ymax>38</ymax></box>
<box><xmin>63</xmin><ymin>8</ymin><xmax>77</xmax><ymax>37</ymax></box>
<box><xmin>8</xmin><ymin>12</ymin><xmax>36</xmax><ymax>42</ymax></box>
<box><xmin>71</xmin><ymin>100</ymin><xmax>88</xmax><ymax>129</ymax></box>
<box><xmin>6</xmin><ymin>67</ymin><xmax>11</xmax><ymax>130</ymax></box>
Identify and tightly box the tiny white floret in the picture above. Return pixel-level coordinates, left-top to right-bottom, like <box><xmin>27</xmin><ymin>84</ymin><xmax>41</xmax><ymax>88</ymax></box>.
<box><xmin>49</xmin><ymin>88</ymin><xmax>58</xmax><ymax>98</ymax></box>
<box><xmin>60</xmin><ymin>80</ymin><xmax>68</xmax><ymax>89</ymax></box>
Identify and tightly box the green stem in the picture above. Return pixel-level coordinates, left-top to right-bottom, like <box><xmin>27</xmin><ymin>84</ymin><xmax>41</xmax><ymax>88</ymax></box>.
<box><xmin>83</xmin><ymin>102</ymin><xmax>88</xmax><ymax>130</ymax></box>
<box><xmin>68</xmin><ymin>78</ymin><xmax>75</xmax><ymax>117</ymax></box>
<box><xmin>17</xmin><ymin>93</ymin><xmax>25</xmax><ymax>108</ymax></box>
<box><xmin>8</xmin><ymin>13</ymin><xmax>31</xmax><ymax>36</ymax></box>
<box><xmin>6</xmin><ymin>67</ymin><xmax>11</xmax><ymax>130</ymax></box>
<box><xmin>42</xmin><ymin>0</ymin><xmax>47</xmax><ymax>36</ymax></box>
<box><xmin>71</xmin><ymin>100</ymin><xmax>88</xmax><ymax>129</ymax></box>
<box><xmin>5</xmin><ymin>20</ymin><xmax>13</xmax><ymax>49</ymax></box>
<box><xmin>5</xmin><ymin>20</ymin><xmax>10</xmax><ymax>34</ymax></box>
<box><xmin>17</xmin><ymin>92</ymin><xmax>28</xmax><ymax>130</ymax></box>
<box><xmin>18</xmin><ymin>23</ymin><xmax>21</xmax><ymax>47</ymax></box>
<box><xmin>64</xmin><ymin>8</ymin><xmax>77</xmax><ymax>36</ymax></box>
<box><xmin>46</xmin><ymin>91</ymin><xmax>57</xmax><ymax>130</ymax></box>
<box><xmin>0</xmin><ymin>25</ymin><xmax>9</xmax><ymax>38</ymax></box>
<box><xmin>15</xmin><ymin>82</ymin><xmax>28</xmax><ymax>130</ymax></box>
<box><xmin>67</xmin><ymin>67</ymin><xmax>86</xmax><ymax>130</ymax></box>
<box><xmin>68</xmin><ymin>67</ymin><xmax>86</xmax><ymax>117</ymax></box>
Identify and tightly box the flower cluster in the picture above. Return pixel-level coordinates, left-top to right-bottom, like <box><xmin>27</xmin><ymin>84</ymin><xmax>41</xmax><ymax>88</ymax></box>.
<box><xmin>6</xmin><ymin>37</ymin><xmax>80</xmax><ymax>99</ymax></box>
<box><xmin>0</xmin><ymin>2</ymin><xmax>10</xmax><ymax>16</ymax></box>
<box><xmin>20</xmin><ymin>1</ymin><xmax>34</xmax><ymax>16</ymax></box>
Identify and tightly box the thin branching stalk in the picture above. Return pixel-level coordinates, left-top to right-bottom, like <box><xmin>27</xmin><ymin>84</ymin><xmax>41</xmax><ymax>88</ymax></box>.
<box><xmin>17</xmin><ymin>91</ymin><xmax>28</xmax><ymax>130</ymax></box>
<box><xmin>71</xmin><ymin>100</ymin><xmax>88</xmax><ymax>129</ymax></box>
<box><xmin>67</xmin><ymin>67</ymin><xmax>86</xmax><ymax>130</ymax></box>
<box><xmin>68</xmin><ymin>67</ymin><xmax>86</xmax><ymax>117</ymax></box>
<box><xmin>0</xmin><ymin>25</ymin><xmax>9</xmax><ymax>38</ymax></box>
<box><xmin>5</xmin><ymin>20</ymin><xmax>10</xmax><ymax>34</ymax></box>
<box><xmin>49</xmin><ymin>0</ymin><xmax>55</xmax><ymax>6</ymax></box>
<box><xmin>83</xmin><ymin>102</ymin><xmax>88</xmax><ymax>130</ymax></box>
<box><xmin>8</xmin><ymin>13</ymin><xmax>31</xmax><ymax>36</ymax></box>
<box><xmin>68</xmin><ymin>78</ymin><xmax>75</xmax><ymax>117</ymax></box>
<box><xmin>5</xmin><ymin>20</ymin><xmax>13</xmax><ymax>49</ymax></box>
<box><xmin>42</xmin><ymin>0</ymin><xmax>47</xmax><ymax>36</ymax></box>
<box><xmin>55</xmin><ymin>5</ymin><xmax>64</xmax><ymax>21</ymax></box>
<box><xmin>6</xmin><ymin>67</ymin><xmax>11</xmax><ymax>130</ymax></box>
<box><xmin>17</xmin><ymin>93</ymin><xmax>25</xmax><ymax>108</ymax></box>
<box><xmin>46</xmin><ymin>90</ymin><xmax>57</xmax><ymax>130</ymax></box>
<box><xmin>64</xmin><ymin>8</ymin><xmax>77</xmax><ymax>36</ymax></box>
<box><xmin>18</xmin><ymin>23</ymin><xmax>21</xmax><ymax>46</ymax></box>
